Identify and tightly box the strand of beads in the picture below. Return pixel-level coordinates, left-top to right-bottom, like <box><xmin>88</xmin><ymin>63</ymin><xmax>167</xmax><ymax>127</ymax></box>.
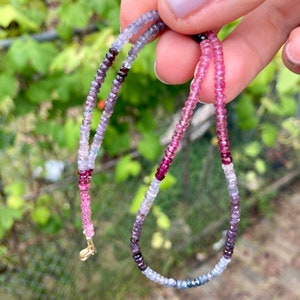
<box><xmin>78</xmin><ymin>10</ymin><xmax>160</xmax><ymax>172</ymax></box>
<box><xmin>130</xmin><ymin>31</ymin><xmax>240</xmax><ymax>288</ymax></box>
<box><xmin>209</xmin><ymin>32</ymin><xmax>240</xmax><ymax>260</ymax></box>
<box><xmin>78</xmin><ymin>9</ymin><xmax>241</xmax><ymax>289</ymax></box>
<box><xmin>78</xmin><ymin>16</ymin><xmax>166</xmax><ymax>261</ymax></box>
<box><xmin>87</xmin><ymin>20</ymin><xmax>167</xmax><ymax>171</ymax></box>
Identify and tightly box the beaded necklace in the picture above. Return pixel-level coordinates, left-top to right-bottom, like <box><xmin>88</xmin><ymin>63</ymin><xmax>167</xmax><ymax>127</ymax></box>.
<box><xmin>78</xmin><ymin>10</ymin><xmax>240</xmax><ymax>289</ymax></box>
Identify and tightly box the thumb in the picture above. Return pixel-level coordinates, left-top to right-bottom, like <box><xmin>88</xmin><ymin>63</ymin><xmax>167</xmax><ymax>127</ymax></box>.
<box><xmin>282</xmin><ymin>26</ymin><xmax>300</xmax><ymax>75</ymax></box>
<box><xmin>158</xmin><ymin>0</ymin><xmax>265</xmax><ymax>34</ymax></box>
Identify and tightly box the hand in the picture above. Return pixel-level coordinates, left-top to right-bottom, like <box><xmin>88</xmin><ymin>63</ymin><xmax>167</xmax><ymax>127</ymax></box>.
<box><xmin>120</xmin><ymin>0</ymin><xmax>300</xmax><ymax>102</ymax></box>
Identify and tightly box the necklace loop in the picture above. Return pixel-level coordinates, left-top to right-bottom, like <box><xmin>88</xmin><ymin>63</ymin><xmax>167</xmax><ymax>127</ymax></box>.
<box><xmin>78</xmin><ymin>10</ymin><xmax>240</xmax><ymax>290</ymax></box>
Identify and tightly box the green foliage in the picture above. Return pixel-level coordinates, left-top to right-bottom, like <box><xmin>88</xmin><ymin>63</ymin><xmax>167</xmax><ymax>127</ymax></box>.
<box><xmin>234</xmin><ymin>51</ymin><xmax>299</xmax><ymax>193</ymax></box>
<box><xmin>137</xmin><ymin>133</ymin><xmax>162</xmax><ymax>161</ymax></box>
<box><xmin>7</xmin><ymin>38</ymin><xmax>58</xmax><ymax>74</ymax></box>
<box><xmin>277</xmin><ymin>66</ymin><xmax>300</xmax><ymax>94</ymax></box>
<box><xmin>153</xmin><ymin>205</ymin><xmax>171</xmax><ymax>230</ymax></box>
<box><xmin>235</xmin><ymin>94</ymin><xmax>258</xmax><ymax>130</ymax></box>
<box><xmin>0</xmin><ymin>182</ymin><xmax>25</xmax><ymax>238</ymax></box>
<box><xmin>247</xmin><ymin>62</ymin><xmax>277</xmax><ymax>97</ymax></box>
<box><xmin>32</xmin><ymin>206</ymin><xmax>51</xmax><ymax>225</ymax></box>
<box><xmin>0</xmin><ymin>4</ymin><xmax>39</xmax><ymax>32</ymax></box>
<box><xmin>0</xmin><ymin>205</ymin><xmax>23</xmax><ymax>238</ymax></box>
<box><xmin>0</xmin><ymin>73</ymin><xmax>18</xmax><ymax>100</ymax></box>
<box><xmin>115</xmin><ymin>155</ymin><xmax>141</xmax><ymax>182</ymax></box>
<box><xmin>237</xmin><ymin>54</ymin><xmax>299</xmax><ymax>149</ymax></box>
<box><xmin>57</xmin><ymin>1</ymin><xmax>91</xmax><ymax>29</ymax></box>
<box><xmin>244</xmin><ymin>141</ymin><xmax>262</xmax><ymax>157</ymax></box>
<box><xmin>261</xmin><ymin>123</ymin><xmax>278</xmax><ymax>147</ymax></box>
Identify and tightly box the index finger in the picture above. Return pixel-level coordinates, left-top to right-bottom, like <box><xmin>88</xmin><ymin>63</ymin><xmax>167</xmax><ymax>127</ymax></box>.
<box><xmin>120</xmin><ymin>0</ymin><xmax>265</xmax><ymax>34</ymax></box>
<box><xmin>158</xmin><ymin>0</ymin><xmax>265</xmax><ymax>34</ymax></box>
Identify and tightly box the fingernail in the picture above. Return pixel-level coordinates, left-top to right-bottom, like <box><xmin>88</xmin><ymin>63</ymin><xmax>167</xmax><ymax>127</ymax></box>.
<box><xmin>198</xmin><ymin>99</ymin><xmax>209</xmax><ymax>105</ymax></box>
<box><xmin>167</xmin><ymin>0</ymin><xmax>210</xmax><ymax>18</ymax></box>
<box><xmin>286</xmin><ymin>42</ymin><xmax>300</xmax><ymax>66</ymax></box>
<box><xmin>154</xmin><ymin>62</ymin><xmax>169</xmax><ymax>84</ymax></box>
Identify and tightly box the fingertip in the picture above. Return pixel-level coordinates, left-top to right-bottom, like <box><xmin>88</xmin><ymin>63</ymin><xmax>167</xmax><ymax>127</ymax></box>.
<box><xmin>154</xmin><ymin>62</ymin><xmax>169</xmax><ymax>84</ymax></box>
<box><xmin>158</xmin><ymin>0</ymin><xmax>264</xmax><ymax>34</ymax></box>
<box><xmin>282</xmin><ymin>27</ymin><xmax>300</xmax><ymax>74</ymax></box>
<box><xmin>155</xmin><ymin>31</ymin><xmax>201</xmax><ymax>84</ymax></box>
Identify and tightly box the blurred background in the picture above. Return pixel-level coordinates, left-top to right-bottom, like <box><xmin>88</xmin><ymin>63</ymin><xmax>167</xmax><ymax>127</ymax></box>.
<box><xmin>0</xmin><ymin>1</ymin><xmax>299</xmax><ymax>299</ymax></box>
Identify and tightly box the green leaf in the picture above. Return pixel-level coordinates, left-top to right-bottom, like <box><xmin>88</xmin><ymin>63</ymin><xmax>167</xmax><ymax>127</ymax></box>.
<box><xmin>280</xmin><ymin>96</ymin><xmax>297</xmax><ymax>117</ymax></box>
<box><xmin>261</xmin><ymin>124</ymin><xmax>278</xmax><ymax>147</ymax></box>
<box><xmin>8</xmin><ymin>38</ymin><xmax>56</xmax><ymax>74</ymax></box>
<box><xmin>261</xmin><ymin>97</ymin><xmax>282</xmax><ymax>116</ymax></box>
<box><xmin>87</xmin><ymin>0</ymin><xmax>120</xmax><ymax>31</ymax></box>
<box><xmin>64</xmin><ymin>118</ymin><xmax>80</xmax><ymax>151</ymax></box>
<box><xmin>56</xmin><ymin>23</ymin><xmax>73</xmax><ymax>40</ymax></box>
<box><xmin>136</xmin><ymin>110</ymin><xmax>156</xmax><ymax>133</ymax></box>
<box><xmin>277</xmin><ymin>67</ymin><xmax>300</xmax><ymax>95</ymax></box>
<box><xmin>281</xmin><ymin>118</ymin><xmax>299</xmax><ymax>136</ymax></box>
<box><xmin>36</xmin><ymin>195</ymin><xmax>51</xmax><ymax>206</ymax></box>
<box><xmin>244</xmin><ymin>141</ymin><xmax>262</xmax><ymax>157</ymax></box>
<box><xmin>235</xmin><ymin>95</ymin><xmax>258</xmax><ymax>130</ymax></box>
<box><xmin>0</xmin><ymin>212</ymin><xmax>14</xmax><ymax>239</ymax></box>
<box><xmin>153</xmin><ymin>206</ymin><xmax>171</xmax><ymax>230</ymax></box>
<box><xmin>51</xmin><ymin>123</ymin><xmax>66</xmax><ymax>148</ymax></box>
<box><xmin>262</xmin><ymin>96</ymin><xmax>297</xmax><ymax>117</ymax></box>
<box><xmin>0</xmin><ymin>6</ymin><xmax>13</xmax><ymax>27</ymax></box>
<box><xmin>39</xmin><ymin>215</ymin><xmax>63</xmax><ymax>234</ymax></box>
<box><xmin>0</xmin><ymin>5</ymin><xmax>38</xmax><ymax>31</ymax></box>
<box><xmin>51</xmin><ymin>72</ymin><xmax>82</xmax><ymax>103</ymax></box>
<box><xmin>32</xmin><ymin>42</ymin><xmax>58</xmax><ymax>73</ymax></box>
<box><xmin>0</xmin><ymin>205</ymin><xmax>23</xmax><ymax>238</ymax></box>
<box><xmin>4</xmin><ymin>181</ymin><xmax>25</xmax><ymax>196</ymax></box>
<box><xmin>19</xmin><ymin>1</ymin><xmax>47</xmax><ymax>26</ymax></box>
<box><xmin>255</xmin><ymin>159</ymin><xmax>267</xmax><ymax>174</ymax></box>
<box><xmin>0</xmin><ymin>74</ymin><xmax>18</xmax><ymax>100</ymax></box>
<box><xmin>7</xmin><ymin>195</ymin><xmax>24</xmax><ymax>209</ymax></box>
<box><xmin>50</xmin><ymin>45</ymin><xmax>81</xmax><ymax>73</ymax></box>
<box><xmin>160</xmin><ymin>172</ymin><xmax>177</xmax><ymax>190</ymax></box>
<box><xmin>32</xmin><ymin>206</ymin><xmax>51</xmax><ymax>226</ymax></box>
<box><xmin>137</xmin><ymin>133</ymin><xmax>162</xmax><ymax>161</ymax></box>
<box><xmin>115</xmin><ymin>155</ymin><xmax>141</xmax><ymax>182</ymax></box>
<box><xmin>25</xmin><ymin>79</ymin><xmax>52</xmax><ymax>103</ymax></box>
<box><xmin>8</xmin><ymin>39</ymin><xmax>30</xmax><ymax>72</ymax></box>
<box><xmin>0</xmin><ymin>130</ymin><xmax>15</xmax><ymax>150</ymax></box>
<box><xmin>247</xmin><ymin>62</ymin><xmax>276</xmax><ymax>97</ymax></box>
<box><xmin>58</xmin><ymin>1</ymin><xmax>91</xmax><ymax>29</ymax></box>
<box><xmin>129</xmin><ymin>184</ymin><xmax>148</xmax><ymax>214</ymax></box>
<box><xmin>104</xmin><ymin>127</ymin><xmax>131</xmax><ymax>155</ymax></box>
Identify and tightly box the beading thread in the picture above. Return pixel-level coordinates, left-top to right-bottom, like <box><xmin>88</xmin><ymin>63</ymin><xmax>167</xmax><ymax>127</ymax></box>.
<box><xmin>78</xmin><ymin>10</ymin><xmax>241</xmax><ymax>289</ymax></box>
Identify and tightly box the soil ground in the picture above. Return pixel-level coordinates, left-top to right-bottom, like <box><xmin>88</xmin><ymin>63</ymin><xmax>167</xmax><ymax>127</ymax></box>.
<box><xmin>151</xmin><ymin>181</ymin><xmax>300</xmax><ymax>300</ymax></box>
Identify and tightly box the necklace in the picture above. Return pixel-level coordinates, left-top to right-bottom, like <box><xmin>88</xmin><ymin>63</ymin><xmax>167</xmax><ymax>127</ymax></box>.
<box><xmin>78</xmin><ymin>10</ymin><xmax>240</xmax><ymax>289</ymax></box>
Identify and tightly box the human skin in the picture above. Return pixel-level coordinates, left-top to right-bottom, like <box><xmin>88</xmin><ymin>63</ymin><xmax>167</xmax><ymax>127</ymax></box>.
<box><xmin>120</xmin><ymin>0</ymin><xmax>300</xmax><ymax>102</ymax></box>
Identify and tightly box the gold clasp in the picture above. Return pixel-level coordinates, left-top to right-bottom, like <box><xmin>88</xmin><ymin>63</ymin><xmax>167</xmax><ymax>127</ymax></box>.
<box><xmin>79</xmin><ymin>238</ymin><xmax>96</xmax><ymax>261</ymax></box>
